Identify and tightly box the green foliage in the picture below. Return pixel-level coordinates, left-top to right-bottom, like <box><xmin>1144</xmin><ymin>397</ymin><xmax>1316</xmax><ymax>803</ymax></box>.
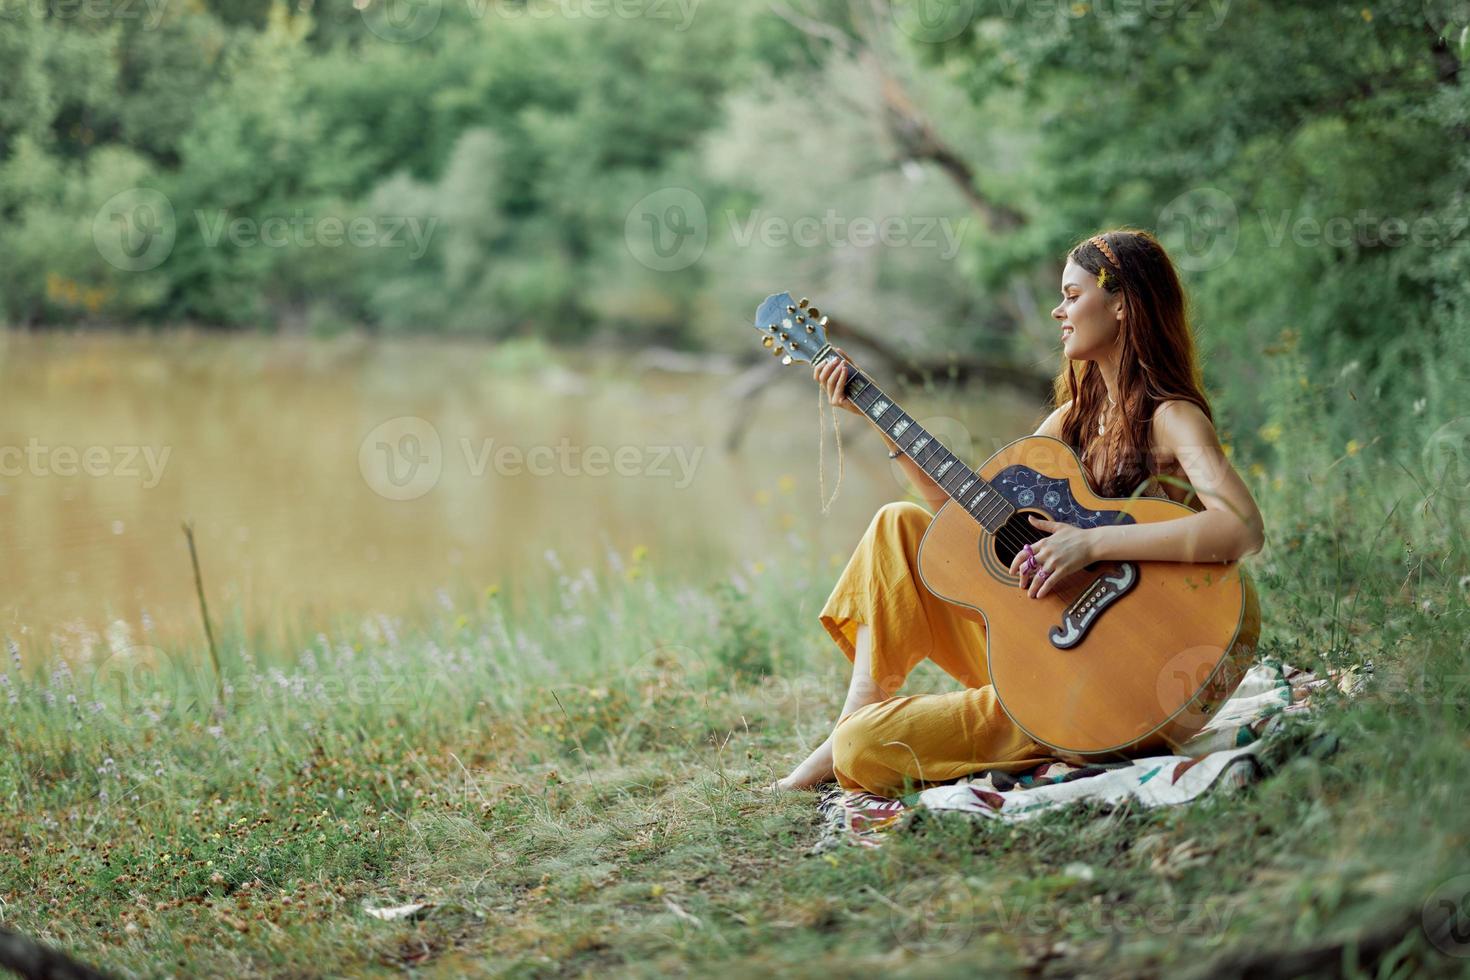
<box><xmin>709</xmin><ymin>580</ymin><xmax>776</xmax><ymax>681</ymax></box>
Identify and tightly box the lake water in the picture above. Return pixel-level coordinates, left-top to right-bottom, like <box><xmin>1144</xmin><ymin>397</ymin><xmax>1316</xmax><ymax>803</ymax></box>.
<box><xmin>0</xmin><ymin>331</ymin><xmax>1036</xmax><ymax>656</ymax></box>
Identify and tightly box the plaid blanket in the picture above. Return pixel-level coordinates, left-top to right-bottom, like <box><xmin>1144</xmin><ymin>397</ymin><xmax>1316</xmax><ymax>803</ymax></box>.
<box><xmin>810</xmin><ymin>658</ymin><xmax>1366</xmax><ymax>853</ymax></box>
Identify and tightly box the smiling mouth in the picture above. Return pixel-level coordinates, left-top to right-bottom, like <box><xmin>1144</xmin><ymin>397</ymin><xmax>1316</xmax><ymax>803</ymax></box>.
<box><xmin>1061</xmin><ymin>325</ymin><xmax>1074</xmax><ymax>337</ymax></box>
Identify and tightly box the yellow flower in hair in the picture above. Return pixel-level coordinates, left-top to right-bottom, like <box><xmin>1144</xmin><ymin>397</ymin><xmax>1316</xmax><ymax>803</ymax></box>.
<box><xmin>1096</xmin><ymin>268</ymin><xmax>1110</xmax><ymax>288</ymax></box>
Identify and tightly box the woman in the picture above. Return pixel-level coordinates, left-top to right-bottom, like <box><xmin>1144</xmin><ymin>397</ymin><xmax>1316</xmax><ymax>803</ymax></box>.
<box><xmin>773</xmin><ymin>229</ymin><xmax>1266</xmax><ymax>796</ymax></box>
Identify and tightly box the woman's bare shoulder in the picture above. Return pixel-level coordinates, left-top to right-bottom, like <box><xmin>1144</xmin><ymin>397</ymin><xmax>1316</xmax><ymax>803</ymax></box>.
<box><xmin>1033</xmin><ymin>400</ymin><xmax>1073</xmax><ymax>438</ymax></box>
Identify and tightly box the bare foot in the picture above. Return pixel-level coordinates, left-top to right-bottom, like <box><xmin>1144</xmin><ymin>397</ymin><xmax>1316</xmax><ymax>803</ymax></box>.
<box><xmin>773</xmin><ymin>734</ymin><xmax>838</xmax><ymax>791</ymax></box>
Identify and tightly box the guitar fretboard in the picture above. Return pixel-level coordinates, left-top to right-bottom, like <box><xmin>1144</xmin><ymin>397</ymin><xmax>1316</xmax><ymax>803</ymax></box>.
<box><xmin>825</xmin><ymin>353</ymin><xmax>1015</xmax><ymax>532</ymax></box>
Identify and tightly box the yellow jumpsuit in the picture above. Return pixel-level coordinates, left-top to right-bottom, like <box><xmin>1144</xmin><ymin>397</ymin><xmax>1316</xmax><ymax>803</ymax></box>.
<box><xmin>820</xmin><ymin>500</ymin><xmax>1056</xmax><ymax>797</ymax></box>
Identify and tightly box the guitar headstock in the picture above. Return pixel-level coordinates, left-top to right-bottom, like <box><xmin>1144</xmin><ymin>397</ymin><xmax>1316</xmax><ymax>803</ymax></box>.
<box><xmin>753</xmin><ymin>292</ymin><xmax>831</xmax><ymax>365</ymax></box>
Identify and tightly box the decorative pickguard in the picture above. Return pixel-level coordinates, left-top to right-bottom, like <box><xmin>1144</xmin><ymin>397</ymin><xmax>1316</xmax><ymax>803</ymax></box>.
<box><xmin>989</xmin><ymin>465</ymin><xmax>1138</xmax><ymax>530</ymax></box>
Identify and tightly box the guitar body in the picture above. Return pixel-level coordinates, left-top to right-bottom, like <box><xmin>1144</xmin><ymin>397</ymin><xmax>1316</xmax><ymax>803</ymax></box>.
<box><xmin>916</xmin><ymin>434</ymin><xmax>1260</xmax><ymax>760</ymax></box>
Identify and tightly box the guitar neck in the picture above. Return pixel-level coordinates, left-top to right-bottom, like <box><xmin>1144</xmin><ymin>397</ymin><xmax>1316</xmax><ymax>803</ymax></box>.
<box><xmin>815</xmin><ymin>349</ymin><xmax>1014</xmax><ymax>532</ymax></box>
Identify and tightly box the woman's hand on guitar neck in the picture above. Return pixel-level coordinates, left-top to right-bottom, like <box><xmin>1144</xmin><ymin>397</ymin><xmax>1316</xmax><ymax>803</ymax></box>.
<box><xmin>813</xmin><ymin>346</ymin><xmax>863</xmax><ymax>417</ymax></box>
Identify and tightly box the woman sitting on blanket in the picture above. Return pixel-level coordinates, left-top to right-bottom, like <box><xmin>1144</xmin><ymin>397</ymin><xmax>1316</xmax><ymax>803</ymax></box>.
<box><xmin>772</xmin><ymin>228</ymin><xmax>1266</xmax><ymax>796</ymax></box>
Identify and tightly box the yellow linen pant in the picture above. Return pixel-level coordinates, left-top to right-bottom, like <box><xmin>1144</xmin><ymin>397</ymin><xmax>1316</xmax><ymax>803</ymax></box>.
<box><xmin>820</xmin><ymin>501</ymin><xmax>1055</xmax><ymax>797</ymax></box>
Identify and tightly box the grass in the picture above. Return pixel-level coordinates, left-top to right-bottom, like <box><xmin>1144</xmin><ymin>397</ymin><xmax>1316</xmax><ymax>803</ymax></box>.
<box><xmin>2</xmin><ymin>419</ymin><xmax>1469</xmax><ymax>978</ymax></box>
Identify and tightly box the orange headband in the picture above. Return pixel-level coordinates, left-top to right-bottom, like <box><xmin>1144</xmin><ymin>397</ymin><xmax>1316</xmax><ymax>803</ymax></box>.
<box><xmin>1090</xmin><ymin>234</ymin><xmax>1120</xmax><ymax>267</ymax></box>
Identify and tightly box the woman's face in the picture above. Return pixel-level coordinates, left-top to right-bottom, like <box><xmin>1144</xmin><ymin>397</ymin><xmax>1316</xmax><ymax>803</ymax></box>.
<box><xmin>1051</xmin><ymin>258</ymin><xmax>1122</xmax><ymax>360</ymax></box>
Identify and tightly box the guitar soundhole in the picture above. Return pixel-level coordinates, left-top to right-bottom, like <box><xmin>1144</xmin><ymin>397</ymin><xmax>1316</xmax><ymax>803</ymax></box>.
<box><xmin>990</xmin><ymin>509</ymin><xmax>1102</xmax><ymax>578</ymax></box>
<box><xmin>991</xmin><ymin>509</ymin><xmax>1050</xmax><ymax>568</ymax></box>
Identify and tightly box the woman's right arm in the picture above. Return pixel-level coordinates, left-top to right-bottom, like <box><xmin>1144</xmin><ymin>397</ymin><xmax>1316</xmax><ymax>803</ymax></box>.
<box><xmin>814</xmin><ymin>347</ymin><xmax>949</xmax><ymax>511</ymax></box>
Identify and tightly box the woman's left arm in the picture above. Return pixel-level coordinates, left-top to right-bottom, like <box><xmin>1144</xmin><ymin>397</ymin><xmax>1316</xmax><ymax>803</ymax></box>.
<box><xmin>1088</xmin><ymin>401</ymin><xmax>1266</xmax><ymax>565</ymax></box>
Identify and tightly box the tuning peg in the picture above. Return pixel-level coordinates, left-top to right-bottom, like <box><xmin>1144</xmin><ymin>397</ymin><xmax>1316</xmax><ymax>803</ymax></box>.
<box><xmin>805</xmin><ymin>323</ymin><xmax>814</xmax><ymax>333</ymax></box>
<box><xmin>795</xmin><ymin>315</ymin><xmax>805</xmax><ymax>324</ymax></box>
<box><xmin>819</xmin><ymin>315</ymin><xmax>829</xmax><ymax>326</ymax></box>
<box><xmin>773</xmin><ymin>345</ymin><xmax>784</xmax><ymax>355</ymax></box>
<box><xmin>781</xmin><ymin>355</ymin><xmax>793</xmax><ymax>365</ymax></box>
<box><xmin>798</xmin><ymin>297</ymin><xmax>810</xmax><ymax>308</ymax></box>
<box><xmin>762</xmin><ymin>336</ymin><xmax>774</xmax><ymax>348</ymax></box>
<box><xmin>808</xmin><ymin>307</ymin><xmax>820</xmax><ymax>319</ymax></box>
<box><xmin>786</xmin><ymin>305</ymin><xmax>796</xmax><ymax>314</ymax></box>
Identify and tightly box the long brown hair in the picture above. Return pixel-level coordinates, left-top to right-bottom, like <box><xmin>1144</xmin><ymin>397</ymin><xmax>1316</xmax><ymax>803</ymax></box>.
<box><xmin>1053</xmin><ymin>228</ymin><xmax>1213</xmax><ymax>498</ymax></box>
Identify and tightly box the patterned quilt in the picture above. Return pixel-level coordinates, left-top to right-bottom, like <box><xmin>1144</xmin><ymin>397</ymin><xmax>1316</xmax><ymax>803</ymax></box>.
<box><xmin>810</xmin><ymin>658</ymin><xmax>1367</xmax><ymax>853</ymax></box>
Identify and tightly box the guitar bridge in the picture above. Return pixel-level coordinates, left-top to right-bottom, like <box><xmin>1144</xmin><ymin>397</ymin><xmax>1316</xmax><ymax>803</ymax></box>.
<box><xmin>1050</xmin><ymin>563</ymin><xmax>1138</xmax><ymax>649</ymax></box>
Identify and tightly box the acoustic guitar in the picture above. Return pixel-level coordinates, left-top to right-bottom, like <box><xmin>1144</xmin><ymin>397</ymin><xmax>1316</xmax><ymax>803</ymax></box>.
<box><xmin>755</xmin><ymin>291</ymin><xmax>1260</xmax><ymax>759</ymax></box>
